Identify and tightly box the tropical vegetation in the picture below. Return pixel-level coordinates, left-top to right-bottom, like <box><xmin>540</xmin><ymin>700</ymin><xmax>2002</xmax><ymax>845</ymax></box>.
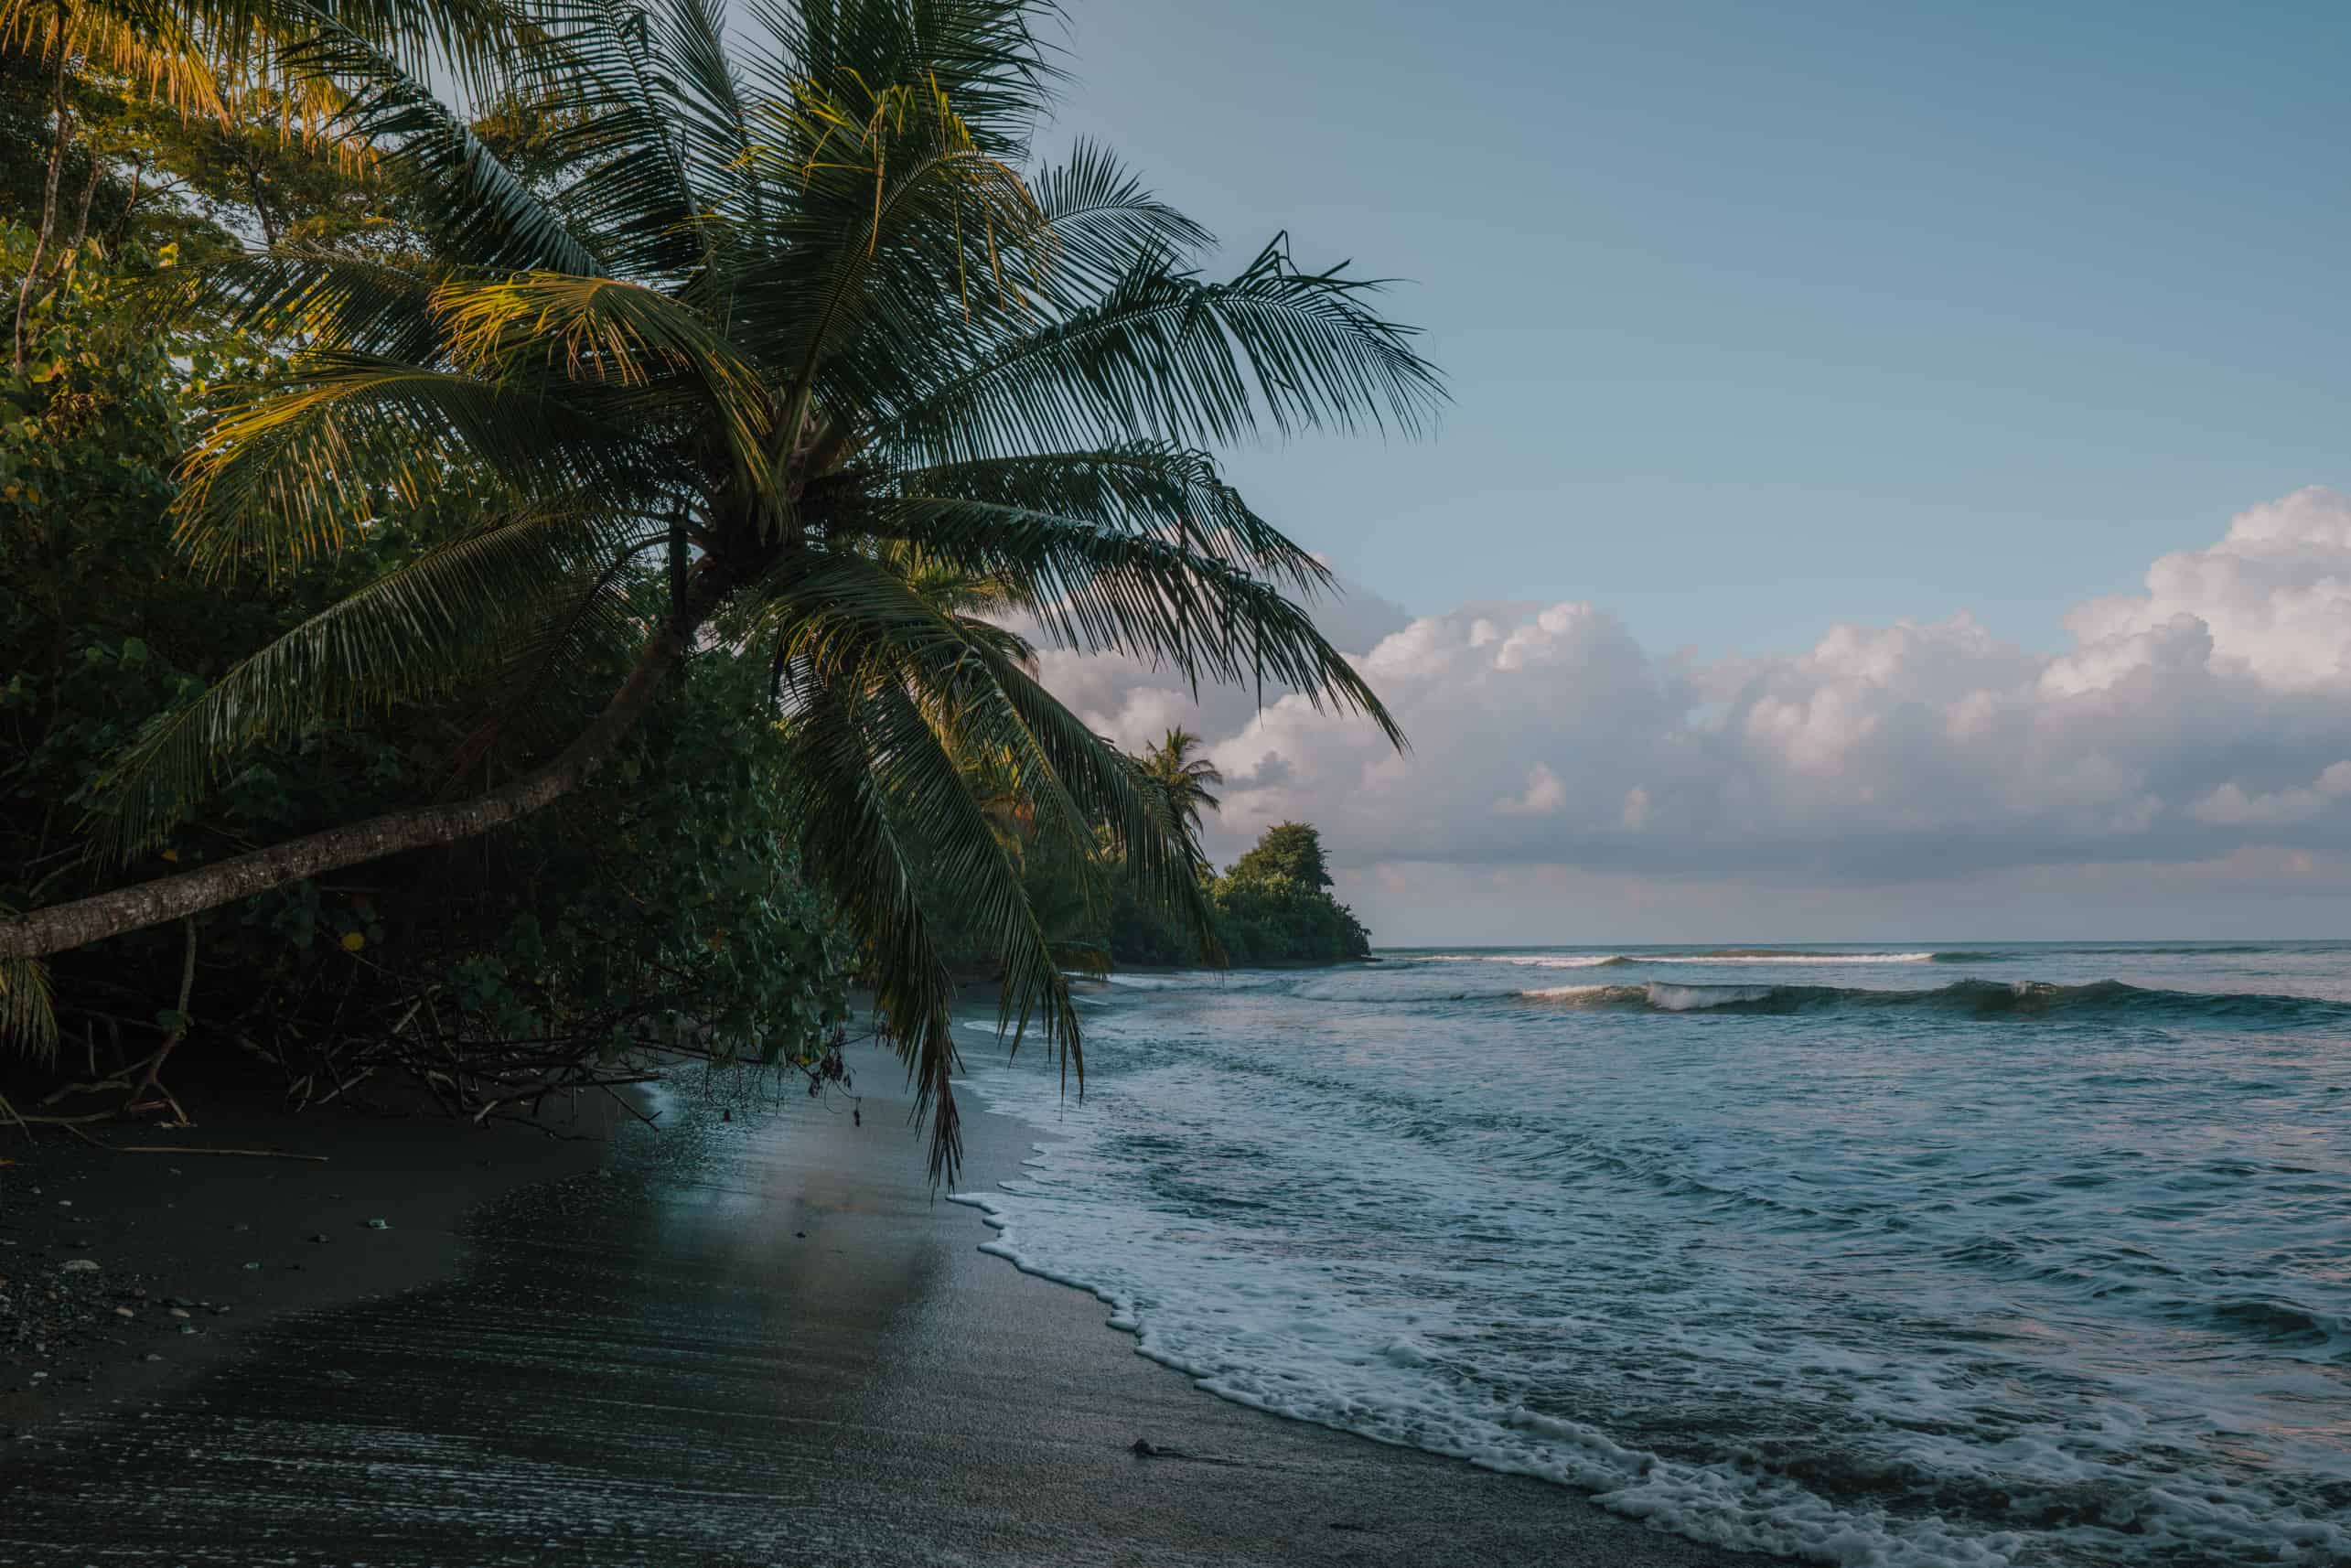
<box><xmin>1107</xmin><ymin>820</ymin><xmax>1371</xmax><ymax>968</ymax></box>
<box><xmin>0</xmin><ymin>0</ymin><xmax>1434</xmax><ymax>1176</ymax></box>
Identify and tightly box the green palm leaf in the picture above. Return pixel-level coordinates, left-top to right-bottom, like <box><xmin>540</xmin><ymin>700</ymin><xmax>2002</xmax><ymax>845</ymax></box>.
<box><xmin>174</xmin><ymin>352</ymin><xmax>654</xmax><ymax>575</ymax></box>
<box><xmin>875</xmin><ymin>236</ymin><xmax>1444</xmax><ymax>464</ymax></box>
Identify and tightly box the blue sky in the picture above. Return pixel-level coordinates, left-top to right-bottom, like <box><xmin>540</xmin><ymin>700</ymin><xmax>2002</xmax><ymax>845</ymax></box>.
<box><xmin>1017</xmin><ymin>3</ymin><xmax>2351</xmax><ymax>940</ymax></box>
<box><xmin>1039</xmin><ymin>0</ymin><xmax>2351</xmax><ymax>658</ymax></box>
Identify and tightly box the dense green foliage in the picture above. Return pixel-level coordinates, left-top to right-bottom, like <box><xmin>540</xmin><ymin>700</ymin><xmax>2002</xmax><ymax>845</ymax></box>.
<box><xmin>1104</xmin><ymin>821</ymin><xmax>1369</xmax><ymax>968</ymax></box>
<box><xmin>1206</xmin><ymin>822</ymin><xmax>1370</xmax><ymax>964</ymax></box>
<box><xmin>1</xmin><ymin>229</ymin><xmax>850</xmax><ymax>1110</ymax></box>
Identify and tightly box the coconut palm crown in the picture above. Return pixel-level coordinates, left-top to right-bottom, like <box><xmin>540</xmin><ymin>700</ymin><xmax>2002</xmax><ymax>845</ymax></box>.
<box><xmin>2</xmin><ymin>0</ymin><xmax>1442</xmax><ymax>1176</ymax></box>
<box><xmin>1143</xmin><ymin>726</ymin><xmax>1223</xmax><ymax>836</ymax></box>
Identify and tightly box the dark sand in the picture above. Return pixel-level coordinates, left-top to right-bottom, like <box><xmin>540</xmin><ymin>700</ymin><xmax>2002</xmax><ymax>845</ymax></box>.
<box><xmin>0</xmin><ymin>1047</ymin><xmax>1759</xmax><ymax>1566</ymax></box>
<box><xmin>0</xmin><ymin>1089</ymin><xmax>620</xmax><ymax>1427</ymax></box>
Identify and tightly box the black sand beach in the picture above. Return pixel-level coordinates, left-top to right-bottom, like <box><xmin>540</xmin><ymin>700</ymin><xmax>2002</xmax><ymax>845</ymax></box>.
<box><xmin>0</xmin><ymin>1047</ymin><xmax>1756</xmax><ymax>1567</ymax></box>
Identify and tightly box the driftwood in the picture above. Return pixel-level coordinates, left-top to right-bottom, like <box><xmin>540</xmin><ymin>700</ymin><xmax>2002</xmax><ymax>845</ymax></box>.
<box><xmin>32</xmin><ymin>918</ymin><xmax>199</xmax><ymax>1129</ymax></box>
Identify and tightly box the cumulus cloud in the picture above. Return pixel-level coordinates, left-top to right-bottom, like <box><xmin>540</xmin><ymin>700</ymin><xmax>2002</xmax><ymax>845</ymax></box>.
<box><xmin>1494</xmin><ymin>762</ymin><xmax>1566</xmax><ymax>816</ymax></box>
<box><xmin>1035</xmin><ymin>488</ymin><xmax>2351</xmax><ymax>901</ymax></box>
<box><xmin>2191</xmin><ymin>761</ymin><xmax>2351</xmax><ymax>827</ymax></box>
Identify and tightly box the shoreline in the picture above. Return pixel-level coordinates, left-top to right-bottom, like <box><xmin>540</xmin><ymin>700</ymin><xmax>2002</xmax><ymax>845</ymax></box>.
<box><xmin>1</xmin><ymin>1045</ymin><xmax>1758</xmax><ymax>1566</ymax></box>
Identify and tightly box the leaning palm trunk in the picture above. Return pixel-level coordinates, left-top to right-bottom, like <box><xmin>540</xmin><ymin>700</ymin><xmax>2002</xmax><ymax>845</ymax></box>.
<box><xmin>2</xmin><ymin>0</ymin><xmax>1441</xmax><ymax>1177</ymax></box>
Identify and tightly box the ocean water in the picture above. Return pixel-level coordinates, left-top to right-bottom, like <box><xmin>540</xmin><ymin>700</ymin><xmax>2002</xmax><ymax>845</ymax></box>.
<box><xmin>948</xmin><ymin>942</ymin><xmax>2351</xmax><ymax>1567</ymax></box>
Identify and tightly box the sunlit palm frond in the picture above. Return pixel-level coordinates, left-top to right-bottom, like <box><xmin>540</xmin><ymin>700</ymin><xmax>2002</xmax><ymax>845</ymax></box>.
<box><xmin>173</xmin><ymin>351</ymin><xmax>656</xmax><ymax>575</ymax></box>
<box><xmin>746</xmin><ymin>67</ymin><xmax>1049</xmax><ymax>430</ymax></box>
<box><xmin>745</xmin><ymin>0</ymin><xmax>1062</xmax><ymax>161</ymax></box>
<box><xmin>429</xmin><ymin>270</ymin><xmax>778</xmax><ymax>489</ymax></box>
<box><xmin>0</xmin><ymin>0</ymin><xmax>230</xmax><ymax>118</ymax></box>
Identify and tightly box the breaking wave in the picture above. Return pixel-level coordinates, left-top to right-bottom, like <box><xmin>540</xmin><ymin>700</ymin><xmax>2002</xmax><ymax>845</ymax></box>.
<box><xmin>1511</xmin><ymin>977</ymin><xmax>2351</xmax><ymax>1026</ymax></box>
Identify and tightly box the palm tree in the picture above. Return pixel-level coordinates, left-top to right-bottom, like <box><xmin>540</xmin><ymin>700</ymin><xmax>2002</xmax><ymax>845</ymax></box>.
<box><xmin>0</xmin><ymin>0</ymin><xmax>1440</xmax><ymax>1175</ymax></box>
<box><xmin>1142</xmin><ymin>727</ymin><xmax>1223</xmax><ymax>837</ymax></box>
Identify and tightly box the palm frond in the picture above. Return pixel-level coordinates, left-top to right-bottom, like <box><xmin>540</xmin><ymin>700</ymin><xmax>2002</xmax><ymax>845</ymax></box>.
<box><xmin>968</xmin><ymin>643</ymin><xmax>1221</xmax><ymax>961</ymax></box>
<box><xmin>277</xmin><ymin>4</ymin><xmax>608</xmax><ymax>275</ymax></box>
<box><xmin>869</xmin><ymin>493</ymin><xmax>1403</xmax><ymax>746</ymax></box>
<box><xmin>1027</xmin><ymin>138</ymin><xmax>1212</xmax><ymax>296</ymax></box>
<box><xmin>776</xmin><ymin>675</ymin><xmax>970</xmax><ymax>1181</ymax></box>
<box><xmin>764</xmin><ymin>552</ymin><xmax>1097</xmax><ymax>1090</ymax></box>
<box><xmin>890</xmin><ymin>441</ymin><xmax>1332</xmax><ymax>589</ymax></box>
<box><xmin>747</xmin><ymin>62</ymin><xmax>1049</xmax><ymax>434</ymax></box>
<box><xmin>429</xmin><ymin>271</ymin><xmax>776</xmax><ymax>490</ymax></box>
<box><xmin>95</xmin><ymin>506</ymin><xmax>658</xmax><ymax>858</ymax></box>
<box><xmin>873</xmin><ymin>236</ymin><xmax>1445</xmax><ymax>464</ymax></box>
<box><xmin>0</xmin><ymin>0</ymin><xmax>230</xmax><ymax>118</ymax></box>
<box><xmin>505</xmin><ymin>0</ymin><xmax>714</xmax><ymax>280</ymax></box>
<box><xmin>0</xmin><ymin>944</ymin><xmax>58</xmax><ymax>1065</ymax></box>
<box><xmin>172</xmin><ymin>352</ymin><xmax>653</xmax><ymax>575</ymax></box>
<box><xmin>166</xmin><ymin>247</ymin><xmax>454</xmax><ymax>363</ymax></box>
<box><xmin>746</xmin><ymin>0</ymin><xmax>1064</xmax><ymax>160</ymax></box>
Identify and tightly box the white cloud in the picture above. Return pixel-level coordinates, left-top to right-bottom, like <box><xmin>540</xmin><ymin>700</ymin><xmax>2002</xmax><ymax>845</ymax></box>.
<box><xmin>1494</xmin><ymin>762</ymin><xmax>1566</xmax><ymax>816</ymax></box>
<box><xmin>2191</xmin><ymin>760</ymin><xmax>2351</xmax><ymax>827</ymax></box>
<box><xmin>1035</xmin><ymin>487</ymin><xmax>2351</xmax><ymax>910</ymax></box>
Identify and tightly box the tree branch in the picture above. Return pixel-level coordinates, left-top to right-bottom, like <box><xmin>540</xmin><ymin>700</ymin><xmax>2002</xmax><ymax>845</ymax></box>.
<box><xmin>13</xmin><ymin>36</ymin><xmax>73</xmax><ymax>375</ymax></box>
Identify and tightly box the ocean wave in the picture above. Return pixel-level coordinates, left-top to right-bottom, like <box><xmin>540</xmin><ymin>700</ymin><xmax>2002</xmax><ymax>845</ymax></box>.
<box><xmin>1671</xmin><ymin>949</ymin><xmax>1940</xmax><ymax>964</ymax></box>
<box><xmin>1505</xmin><ymin>978</ymin><xmax>2351</xmax><ymax>1026</ymax></box>
<box><xmin>1427</xmin><ymin>949</ymin><xmax>1946</xmax><ymax>966</ymax></box>
<box><xmin>1420</xmin><ymin>952</ymin><xmax>1630</xmax><ymax>968</ymax></box>
<box><xmin>2186</xmin><ymin>1294</ymin><xmax>2349</xmax><ymax>1348</ymax></box>
<box><xmin>1099</xmin><ymin>970</ymin><xmax>1298</xmax><ymax>993</ymax></box>
<box><xmin>1410</xmin><ymin>943</ymin><xmax>2309</xmax><ymax>968</ymax></box>
<box><xmin>1519</xmin><ymin>983</ymin><xmax>1630</xmax><ymax>1003</ymax></box>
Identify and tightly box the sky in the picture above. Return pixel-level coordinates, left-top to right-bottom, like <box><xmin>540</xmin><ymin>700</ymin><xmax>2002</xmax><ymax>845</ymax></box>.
<box><xmin>1019</xmin><ymin>1</ymin><xmax>2351</xmax><ymax>942</ymax></box>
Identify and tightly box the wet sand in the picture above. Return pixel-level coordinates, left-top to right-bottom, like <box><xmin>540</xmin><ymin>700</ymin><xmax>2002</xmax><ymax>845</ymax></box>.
<box><xmin>0</xmin><ymin>1046</ymin><xmax>1759</xmax><ymax>1566</ymax></box>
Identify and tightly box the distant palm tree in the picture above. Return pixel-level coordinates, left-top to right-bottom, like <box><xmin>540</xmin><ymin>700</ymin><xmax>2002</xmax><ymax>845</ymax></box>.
<box><xmin>0</xmin><ymin>0</ymin><xmax>1438</xmax><ymax>1176</ymax></box>
<box><xmin>1143</xmin><ymin>728</ymin><xmax>1224</xmax><ymax>837</ymax></box>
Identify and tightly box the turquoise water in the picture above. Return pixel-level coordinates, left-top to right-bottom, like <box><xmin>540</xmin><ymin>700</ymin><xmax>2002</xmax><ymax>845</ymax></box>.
<box><xmin>953</xmin><ymin>942</ymin><xmax>2351</xmax><ymax>1566</ymax></box>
